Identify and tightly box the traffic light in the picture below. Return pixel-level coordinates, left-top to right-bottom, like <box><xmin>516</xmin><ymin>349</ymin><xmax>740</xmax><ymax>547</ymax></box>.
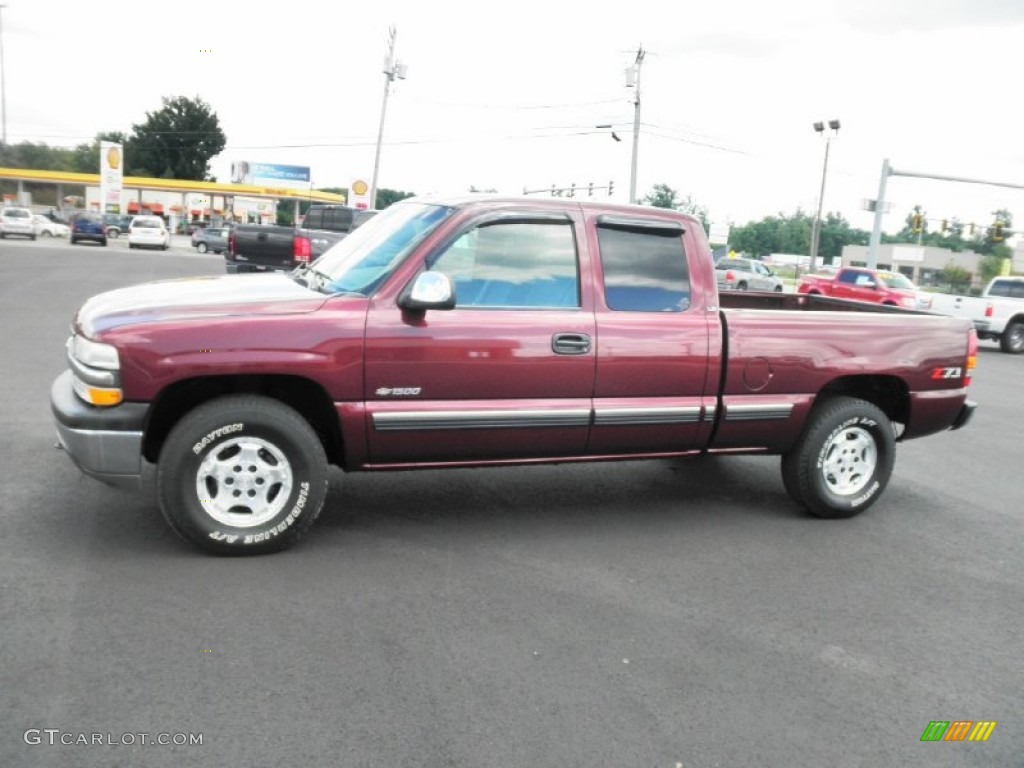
<box><xmin>608</xmin><ymin>180</ymin><xmax>614</xmax><ymax>196</ymax></box>
<box><xmin>992</xmin><ymin>221</ymin><xmax>1004</xmax><ymax>241</ymax></box>
<box><xmin>969</xmin><ymin>223</ymin><xmax>976</xmax><ymax>236</ymax></box>
<box><xmin>940</xmin><ymin>219</ymin><xmax>948</xmax><ymax>234</ymax></box>
<box><xmin>912</xmin><ymin>213</ymin><xmax>924</xmax><ymax>233</ymax></box>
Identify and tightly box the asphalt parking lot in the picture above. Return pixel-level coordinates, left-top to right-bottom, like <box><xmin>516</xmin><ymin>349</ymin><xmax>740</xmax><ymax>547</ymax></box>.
<box><xmin>1</xmin><ymin>237</ymin><xmax>1021</xmax><ymax>767</ymax></box>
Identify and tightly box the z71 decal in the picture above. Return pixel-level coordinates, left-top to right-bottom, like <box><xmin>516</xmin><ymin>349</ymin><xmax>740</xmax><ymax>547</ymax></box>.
<box><xmin>931</xmin><ymin>367</ymin><xmax>963</xmax><ymax>380</ymax></box>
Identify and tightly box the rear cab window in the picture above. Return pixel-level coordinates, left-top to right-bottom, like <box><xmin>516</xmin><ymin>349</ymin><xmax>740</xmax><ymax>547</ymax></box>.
<box><xmin>988</xmin><ymin>279</ymin><xmax>1024</xmax><ymax>298</ymax></box>
<box><xmin>595</xmin><ymin>216</ymin><xmax>690</xmax><ymax>312</ymax></box>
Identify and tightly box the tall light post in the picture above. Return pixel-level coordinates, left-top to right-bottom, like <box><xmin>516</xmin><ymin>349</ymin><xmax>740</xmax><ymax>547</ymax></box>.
<box><xmin>809</xmin><ymin>118</ymin><xmax>840</xmax><ymax>273</ymax></box>
<box><xmin>0</xmin><ymin>4</ymin><xmax>8</xmax><ymax>146</ymax></box>
<box><xmin>370</xmin><ymin>25</ymin><xmax>406</xmax><ymax>212</ymax></box>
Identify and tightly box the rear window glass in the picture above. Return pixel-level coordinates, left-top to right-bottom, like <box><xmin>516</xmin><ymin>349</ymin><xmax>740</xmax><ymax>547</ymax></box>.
<box><xmin>988</xmin><ymin>280</ymin><xmax>1024</xmax><ymax>298</ymax></box>
<box><xmin>597</xmin><ymin>224</ymin><xmax>690</xmax><ymax>312</ymax></box>
<box><xmin>3</xmin><ymin>209</ymin><xmax>30</xmax><ymax>218</ymax></box>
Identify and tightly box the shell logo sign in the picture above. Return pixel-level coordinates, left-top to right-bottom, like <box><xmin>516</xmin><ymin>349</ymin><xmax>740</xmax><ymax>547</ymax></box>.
<box><xmin>349</xmin><ymin>178</ymin><xmax>371</xmax><ymax>210</ymax></box>
<box><xmin>106</xmin><ymin>145</ymin><xmax>121</xmax><ymax>171</ymax></box>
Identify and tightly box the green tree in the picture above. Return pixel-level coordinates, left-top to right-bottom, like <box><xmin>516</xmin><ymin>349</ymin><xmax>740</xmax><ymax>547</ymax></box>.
<box><xmin>641</xmin><ymin>183</ymin><xmax>680</xmax><ymax>209</ymax></box>
<box><xmin>129</xmin><ymin>96</ymin><xmax>226</xmax><ymax>180</ymax></box>
<box><xmin>939</xmin><ymin>263</ymin><xmax>973</xmax><ymax>293</ymax></box>
<box><xmin>640</xmin><ymin>183</ymin><xmax>709</xmax><ymax>230</ymax></box>
<box><xmin>376</xmin><ymin>188</ymin><xmax>415</xmax><ymax>209</ymax></box>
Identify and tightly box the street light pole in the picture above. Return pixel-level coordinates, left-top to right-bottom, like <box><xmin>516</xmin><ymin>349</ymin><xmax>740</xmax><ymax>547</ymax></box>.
<box><xmin>370</xmin><ymin>25</ymin><xmax>405</xmax><ymax>212</ymax></box>
<box><xmin>809</xmin><ymin>119</ymin><xmax>840</xmax><ymax>273</ymax></box>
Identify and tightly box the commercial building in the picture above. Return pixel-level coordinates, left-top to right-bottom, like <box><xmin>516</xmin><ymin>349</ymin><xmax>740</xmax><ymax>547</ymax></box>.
<box><xmin>839</xmin><ymin>243</ymin><xmax>1024</xmax><ymax>289</ymax></box>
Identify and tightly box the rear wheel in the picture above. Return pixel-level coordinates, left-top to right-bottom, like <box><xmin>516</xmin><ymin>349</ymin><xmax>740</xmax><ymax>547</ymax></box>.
<box><xmin>737</xmin><ymin>281</ymin><xmax>748</xmax><ymax>291</ymax></box>
<box><xmin>157</xmin><ymin>395</ymin><xmax>329</xmax><ymax>555</ymax></box>
<box><xmin>781</xmin><ymin>396</ymin><xmax>895</xmax><ymax>519</ymax></box>
<box><xmin>1000</xmin><ymin>320</ymin><xmax>1024</xmax><ymax>353</ymax></box>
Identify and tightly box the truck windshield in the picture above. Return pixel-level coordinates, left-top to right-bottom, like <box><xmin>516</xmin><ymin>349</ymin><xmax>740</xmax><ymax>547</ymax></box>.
<box><xmin>877</xmin><ymin>272</ymin><xmax>915</xmax><ymax>290</ymax></box>
<box><xmin>313</xmin><ymin>202</ymin><xmax>455</xmax><ymax>295</ymax></box>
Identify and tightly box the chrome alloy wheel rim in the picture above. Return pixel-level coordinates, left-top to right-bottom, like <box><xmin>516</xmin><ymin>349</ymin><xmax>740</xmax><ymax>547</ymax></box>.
<box><xmin>195</xmin><ymin>437</ymin><xmax>293</xmax><ymax>527</ymax></box>
<box><xmin>820</xmin><ymin>426</ymin><xmax>876</xmax><ymax>496</ymax></box>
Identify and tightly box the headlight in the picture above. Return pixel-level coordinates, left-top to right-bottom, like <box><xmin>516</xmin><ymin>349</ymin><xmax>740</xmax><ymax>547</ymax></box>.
<box><xmin>71</xmin><ymin>335</ymin><xmax>120</xmax><ymax>370</ymax></box>
<box><xmin>68</xmin><ymin>335</ymin><xmax>122</xmax><ymax>406</ymax></box>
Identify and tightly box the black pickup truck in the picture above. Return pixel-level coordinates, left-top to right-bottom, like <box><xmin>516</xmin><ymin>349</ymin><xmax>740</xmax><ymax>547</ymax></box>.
<box><xmin>225</xmin><ymin>204</ymin><xmax>377</xmax><ymax>273</ymax></box>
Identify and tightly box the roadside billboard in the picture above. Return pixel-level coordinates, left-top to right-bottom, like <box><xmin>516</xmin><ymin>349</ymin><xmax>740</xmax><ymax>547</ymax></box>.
<box><xmin>231</xmin><ymin>162</ymin><xmax>311</xmax><ymax>190</ymax></box>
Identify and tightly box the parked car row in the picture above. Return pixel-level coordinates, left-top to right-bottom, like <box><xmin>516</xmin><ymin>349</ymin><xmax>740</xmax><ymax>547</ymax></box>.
<box><xmin>69</xmin><ymin>212</ymin><xmax>171</xmax><ymax>249</ymax></box>
<box><xmin>0</xmin><ymin>207</ymin><xmax>234</xmax><ymax>254</ymax></box>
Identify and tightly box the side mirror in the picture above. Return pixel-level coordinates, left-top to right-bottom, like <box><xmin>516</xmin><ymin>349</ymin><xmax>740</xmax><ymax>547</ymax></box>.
<box><xmin>398</xmin><ymin>271</ymin><xmax>456</xmax><ymax>311</ymax></box>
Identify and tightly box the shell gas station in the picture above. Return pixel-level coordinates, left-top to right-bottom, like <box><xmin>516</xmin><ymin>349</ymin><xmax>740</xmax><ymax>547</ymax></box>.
<box><xmin>0</xmin><ymin>152</ymin><xmax>346</xmax><ymax>231</ymax></box>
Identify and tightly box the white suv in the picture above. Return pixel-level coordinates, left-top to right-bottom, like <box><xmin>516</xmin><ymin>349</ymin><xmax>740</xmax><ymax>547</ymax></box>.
<box><xmin>0</xmin><ymin>207</ymin><xmax>37</xmax><ymax>240</ymax></box>
<box><xmin>128</xmin><ymin>215</ymin><xmax>170</xmax><ymax>250</ymax></box>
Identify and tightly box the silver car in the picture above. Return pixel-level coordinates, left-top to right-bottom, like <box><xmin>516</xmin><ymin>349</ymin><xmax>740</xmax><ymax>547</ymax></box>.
<box><xmin>715</xmin><ymin>257</ymin><xmax>784</xmax><ymax>292</ymax></box>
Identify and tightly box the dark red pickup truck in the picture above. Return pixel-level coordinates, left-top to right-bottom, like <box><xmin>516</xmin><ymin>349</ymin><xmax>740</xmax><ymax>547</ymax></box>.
<box><xmin>51</xmin><ymin>196</ymin><xmax>977</xmax><ymax>555</ymax></box>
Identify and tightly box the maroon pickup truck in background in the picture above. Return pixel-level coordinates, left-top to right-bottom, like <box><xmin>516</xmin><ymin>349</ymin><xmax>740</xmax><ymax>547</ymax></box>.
<box><xmin>797</xmin><ymin>266</ymin><xmax>931</xmax><ymax>309</ymax></box>
<box><xmin>51</xmin><ymin>196</ymin><xmax>977</xmax><ymax>555</ymax></box>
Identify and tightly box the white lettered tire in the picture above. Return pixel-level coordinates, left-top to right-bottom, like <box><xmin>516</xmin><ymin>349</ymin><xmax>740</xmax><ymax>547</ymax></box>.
<box><xmin>781</xmin><ymin>396</ymin><xmax>895</xmax><ymax>519</ymax></box>
<box><xmin>157</xmin><ymin>395</ymin><xmax>329</xmax><ymax>554</ymax></box>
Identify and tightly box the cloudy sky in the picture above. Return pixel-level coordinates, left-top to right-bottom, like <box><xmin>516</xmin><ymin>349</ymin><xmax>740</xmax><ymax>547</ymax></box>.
<box><xmin>6</xmin><ymin>0</ymin><xmax>1024</xmax><ymax>235</ymax></box>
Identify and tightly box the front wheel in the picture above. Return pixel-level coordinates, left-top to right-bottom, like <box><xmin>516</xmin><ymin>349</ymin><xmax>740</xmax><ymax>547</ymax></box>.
<box><xmin>157</xmin><ymin>395</ymin><xmax>329</xmax><ymax>555</ymax></box>
<box><xmin>774</xmin><ymin>285</ymin><xmax>783</xmax><ymax>292</ymax></box>
<box><xmin>1000</xmin><ymin>320</ymin><xmax>1024</xmax><ymax>354</ymax></box>
<box><xmin>781</xmin><ymin>396</ymin><xmax>895</xmax><ymax>519</ymax></box>
<box><xmin>197</xmin><ymin>242</ymin><xmax>208</xmax><ymax>253</ymax></box>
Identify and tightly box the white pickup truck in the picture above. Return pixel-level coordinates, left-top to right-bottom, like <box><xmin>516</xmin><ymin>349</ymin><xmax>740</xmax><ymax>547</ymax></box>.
<box><xmin>927</xmin><ymin>276</ymin><xmax>1024</xmax><ymax>353</ymax></box>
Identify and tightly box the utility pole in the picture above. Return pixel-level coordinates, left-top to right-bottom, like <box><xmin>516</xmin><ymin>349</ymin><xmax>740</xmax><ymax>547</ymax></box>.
<box><xmin>0</xmin><ymin>4</ymin><xmax>8</xmax><ymax>146</ymax></box>
<box><xmin>626</xmin><ymin>46</ymin><xmax>645</xmax><ymax>204</ymax></box>
<box><xmin>370</xmin><ymin>25</ymin><xmax>405</xmax><ymax>211</ymax></box>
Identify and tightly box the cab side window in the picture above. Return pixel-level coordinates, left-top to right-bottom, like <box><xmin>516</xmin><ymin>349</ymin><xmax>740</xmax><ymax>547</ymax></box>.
<box><xmin>597</xmin><ymin>224</ymin><xmax>690</xmax><ymax>312</ymax></box>
<box><xmin>429</xmin><ymin>221</ymin><xmax>579</xmax><ymax>309</ymax></box>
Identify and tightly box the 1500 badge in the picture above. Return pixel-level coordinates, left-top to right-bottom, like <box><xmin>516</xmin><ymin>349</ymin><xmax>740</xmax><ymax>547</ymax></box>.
<box><xmin>376</xmin><ymin>387</ymin><xmax>422</xmax><ymax>397</ymax></box>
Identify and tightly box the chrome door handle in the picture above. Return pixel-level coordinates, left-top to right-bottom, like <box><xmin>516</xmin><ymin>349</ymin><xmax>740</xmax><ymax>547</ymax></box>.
<box><xmin>552</xmin><ymin>333</ymin><xmax>591</xmax><ymax>355</ymax></box>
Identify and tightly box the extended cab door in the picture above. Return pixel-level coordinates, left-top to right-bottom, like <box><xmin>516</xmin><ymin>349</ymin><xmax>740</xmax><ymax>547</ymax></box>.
<box><xmin>831</xmin><ymin>269</ymin><xmax>877</xmax><ymax>301</ymax></box>
<box><xmin>586</xmin><ymin>214</ymin><xmax>717</xmax><ymax>454</ymax></box>
<box><xmin>363</xmin><ymin>210</ymin><xmax>596</xmax><ymax>464</ymax></box>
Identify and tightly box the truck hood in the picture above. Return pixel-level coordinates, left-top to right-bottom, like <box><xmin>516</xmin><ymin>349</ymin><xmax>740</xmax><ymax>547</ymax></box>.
<box><xmin>77</xmin><ymin>273</ymin><xmax>329</xmax><ymax>337</ymax></box>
